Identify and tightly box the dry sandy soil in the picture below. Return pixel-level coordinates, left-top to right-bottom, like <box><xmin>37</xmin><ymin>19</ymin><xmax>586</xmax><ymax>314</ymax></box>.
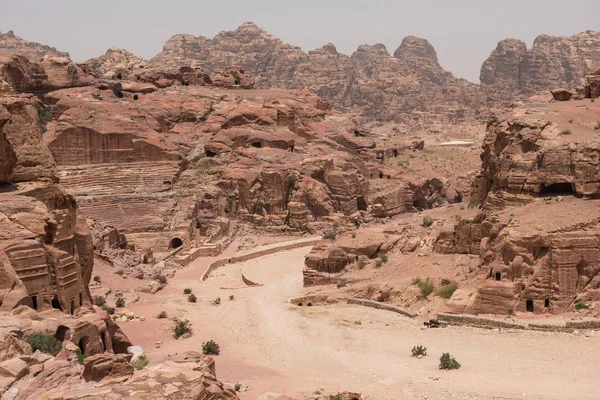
<box><xmin>109</xmin><ymin>241</ymin><xmax>600</xmax><ymax>400</ymax></box>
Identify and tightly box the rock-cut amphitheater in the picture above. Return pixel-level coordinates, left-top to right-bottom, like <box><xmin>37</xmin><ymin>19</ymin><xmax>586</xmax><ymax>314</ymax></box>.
<box><xmin>0</xmin><ymin>24</ymin><xmax>600</xmax><ymax>400</ymax></box>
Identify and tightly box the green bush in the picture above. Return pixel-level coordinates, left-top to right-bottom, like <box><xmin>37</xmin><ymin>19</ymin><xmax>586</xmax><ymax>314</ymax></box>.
<box><xmin>183</xmin><ymin>288</ymin><xmax>192</xmax><ymax>295</ymax></box>
<box><xmin>351</xmin><ymin>233</ymin><xmax>356</xmax><ymax>239</ymax></box>
<box><xmin>575</xmin><ymin>301</ymin><xmax>589</xmax><ymax>310</ymax></box>
<box><xmin>115</xmin><ymin>269</ymin><xmax>124</xmax><ymax>276</ymax></box>
<box><xmin>357</xmin><ymin>259</ymin><xmax>365</xmax><ymax>269</ymax></box>
<box><xmin>188</xmin><ymin>294</ymin><xmax>197</xmax><ymax>303</ymax></box>
<box><xmin>561</xmin><ymin>129</ymin><xmax>572</xmax><ymax>135</ymax></box>
<box><xmin>202</xmin><ymin>340</ymin><xmax>220</xmax><ymax>355</ymax></box>
<box><xmin>191</xmin><ymin>154</ymin><xmax>203</xmax><ymax>162</ymax></box>
<box><xmin>413</xmin><ymin>277</ymin><xmax>435</xmax><ymax>297</ymax></box>
<box><xmin>93</xmin><ymin>295</ymin><xmax>105</xmax><ymax>307</ymax></box>
<box><xmin>154</xmin><ymin>274</ymin><xmax>167</xmax><ymax>284</ymax></box>
<box><xmin>322</xmin><ymin>232</ymin><xmax>336</xmax><ymax>240</ymax></box>
<box><xmin>439</xmin><ymin>353</ymin><xmax>461</xmax><ymax>370</ymax></box>
<box><xmin>436</xmin><ymin>282</ymin><xmax>459</xmax><ymax>299</ymax></box>
<box><xmin>131</xmin><ymin>355</ymin><xmax>149</xmax><ymax>370</ymax></box>
<box><xmin>375</xmin><ymin>259</ymin><xmax>383</xmax><ymax>268</ymax></box>
<box><xmin>157</xmin><ymin>311</ymin><xmax>168</xmax><ymax>319</ymax></box>
<box><xmin>28</xmin><ymin>333</ymin><xmax>62</xmax><ymax>356</ymax></box>
<box><xmin>254</xmin><ymin>200</ymin><xmax>263</xmax><ymax>215</ymax></box>
<box><xmin>173</xmin><ymin>319</ymin><xmax>192</xmax><ymax>339</ymax></box>
<box><xmin>35</xmin><ymin>105</ymin><xmax>53</xmax><ymax>132</ymax></box>
<box><xmin>422</xmin><ymin>216</ymin><xmax>434</xmax><ymax>227</ymax></box>
<box><xmin>594</xmin><ymin>123</ymin><xmax>600</xmax><ymax>130</ymax></box>
<box><xmin>411</xmin><ymin>345</ymin><xmax>427</xmax><ymax>357</ymax></box>
<box><xmin>212</xmin><ymin>297</ymin><xmax>221</xmax><ymax>306</ymax></box>
<box><xmin>101</xmin><ymin>305</ymin><xmax>115</xmax><ymax>315</ymax></box>
<box><xmin>234</xmin><ymin>383</ymin><xmax>242</xmax><ymax>392</ymax></box>
<box><xmin>379</xmin><ymin>252</ymin><xmax>389</xmax><ymax>263</ymax></box>
<box><xmin>77</xmin><ymin>354</ymin><xmax>88</xmax><ymax>365</ymax></box>
<box><xmin>115</xmin><ymin>297</ymin><xmax>125</xmax><ymax>308</ymax></box>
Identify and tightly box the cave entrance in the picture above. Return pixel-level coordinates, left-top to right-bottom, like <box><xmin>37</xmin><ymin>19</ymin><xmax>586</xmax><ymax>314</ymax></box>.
<box><xmin>357</xmin><ymin>197</ymin><xmax>367</xmax><ymax>211</ymax></box>
<box><xmin>379</xmin><ymin>171</ymin><xmax>383</xmax><ymax>179</ymax></box>
<box><xmin>393</xmin><ymin>149</ymin><xmax>398</xmax><ymax>158</ymax></box>
<box><xmin>30</xmin><ymin>296</ymin><xmax>38</xmax><ymax>310</ymax></box>
<box><xmin>413</xmin><ymin>198</ymin><xmax>428</xmax><ymax>211</ymax></box>
<box><xmin>251</xmin><ymin>142</ymin><xmax>262</xmax><ymax>148</ymax></box>
<box><xmin>205</xmin><ymin>150</ymin><xmax>216</xmax><ymax>157</ymax></box>
<box><xmin>115</xmin><ymin>91</ymin><xmax>124</xmax><ymax>99</ymax></box>
<box><xmin>495</xmin><ymin>272</ymin><xmax>501</xmax><ymax>281</ymax></box>
<box><xmin>540</xmin><ymin>182</ymin><xmax>574</xmax><ymax>196</ymax></box>
<box><xmin>526</xmin><ymin>299</ymin><xmax>534</xmax><ymax>313</ymax></box>
<box><xmin>116</xmin><ymin>73</ymin><xmax>122</xmax><ymax>80</ymax></box>
<box><xmin>78</xmin><ymin>337</ymin><xmax>89</xmax><ymax>354</ymax></box>
<box><xmin>234</xmin><ymin>79</ymin><xmax>240</xmax><ymax>85</ymax></box>
<box><xmin>79</xmin><ymin>293</ymin><xmax>83</xmax><ymax>306</ymax></box>
<box><xmin>55</xmin><ymin>326</ymin><xmax>70</xmax><ymax>342</ymax></box>
<box><xmin>170</xmin><ymin>237</ymin><xmax>183</xmax><ymax>249</ymax></box>
<box><xmin>544</xmin><ymin>299</ymin><xmax>550</xmax><ymax>308</ymax></box>
<box><xmin>290</xmin><ymin>145</ymin><xmax>294</xmax><ymax>153</ymax></box>
<box><xmin>51</xmin><ymin>296</ymin><xmax>63</xmax><ymax>311</ymax></box>
<box><xmin>133</xmin><ymin>94</ymin><xmax>139</xmax><ymax>101</ymax></box>
<box><xmin>70</xmin><ymin>299</ymin><xmax>75</xmax><ymax>315</ymax></box>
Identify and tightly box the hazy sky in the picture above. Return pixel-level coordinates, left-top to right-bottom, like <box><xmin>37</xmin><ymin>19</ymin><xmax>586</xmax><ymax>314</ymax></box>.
<box><xmin>1</xmin><ymin>0</ymin><xmax>598</xmax><ymax>82</ymax></box>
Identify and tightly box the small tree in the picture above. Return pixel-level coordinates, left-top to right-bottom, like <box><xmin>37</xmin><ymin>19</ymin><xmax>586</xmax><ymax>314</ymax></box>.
<box><xmin>202</xmin><ymin>340</ymin><xmax>220</xmax><ymax>355</ymax></box>
<box><xmin>439</xmin><ymin>353</ymin><xmax>461</xmax><ymax>370</ymax></box>
<box><xmin>183</xmin><ymin>288</ymin><xmax>192</xmax><ymax>295</ymax></box>
<box><xmin>188</xmin><ymin>294</ymin><xmax>197</xmax><ymax>303</ymax></box>
<box><xmin>28</xmin><ymin>333</ymin><xmax>62</xmax><ymax>356</ymax></box>
<box><xmin>115</xmin><ymin>297</ymin><xmax>125</xmax><ymax>308</ymax></box>
<box><xmin>411</xmin><ymin>345</ymin><xmax>427</xmax><ymax>357</ymax></box>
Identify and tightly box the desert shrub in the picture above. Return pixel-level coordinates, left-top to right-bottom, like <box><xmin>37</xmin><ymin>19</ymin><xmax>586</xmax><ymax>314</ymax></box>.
<box><xmin>93</xmin><ymin>275</ymin><xmax>101</xmax><ymax>283</ymax></box>
<box><xmin>439</xmin><ymin>353</ymin><xmax>461</xmax><ymax>370</ymax></box>
<box><xmin>173</xmin><ymin>319</ymin><xmax>192</xmax><ymax>339</ymax></box>
<box><xmin>422</xmin><ymin>216</ymin><xmax>434</xmax><ymax>227</ymax></box>
<box><xmin>229</xmin><ymin>295</ymin><xmax>235</xmax><ymax>301</ymax></box>
<box><xmin>212</xmin><ymin>297</ymin><xmax>221</xmax><ymax>306</ymax></box>
<box><xmin>413</xmin><ymin>277</ymin><xmax>435</xmax><ymax>297</ymax></box>
<box><xmin>575</xmin><ymin>301</ymin><xmax>589</xmax><ymax>310</ymax></box>
<box><xmin>188</xmin><ymin>294</ymin><xmax>197</xmax><ymax>303</ymax></box>
<box><xmin>115</xmin><ymin>269</ymin><xmax>124</xmax><ymax>276</ymax></box>
<box><xmin>101</xmin><ymin>305</ymin><xmax>115</xmax><ymax>315</ymax></box>
<box><xmin>411</xmin><ymin>345</ymin><xmax>427</xmax><ymax>357</ymax></box>
<box><xmin>333</xmin><ymin>222</ymin><xmax>339</xmax><ymax>230</ymax></box>
<box><xmin>254</xmin><ymin>200</ymin><xmax>263</xmax><ymax>215</ymax></box>
<box><xmin>561</xmin><ymin>129</ymin><xmax>572</xmax><ymax>135</ymax></box>
<box><xmin>332</xmin><ymin>396</ymin><xmax>344</xmax><ymax>400</ymax></box>
<box><xmin>351</xmin><ymin>233</ymin><xmax>356</xmax><ymax>239</ymax></box>
<box><xmin>375</xmin><ymin>259</ymin><xmax>383</xmax><ymax>268</ymax></box>
<box><xmin>357</xmin><ymin>259</ymin><xmax>365</xmax><ymax>269</ymax></box>
<box><xmin>378</xmin><ymin>289</ymin><xmax>392</xmax><ymax>302</ymax></box>
<box><xmin>191</xmin><ymin>154</ymin><xmax>203</xmax><ymax>162</ymax></box>
<box><xmin>154</xmin><ymin>274</ymin><xmax>167</xmax><ymax>284</ymax></box>
<box><xmin>366</xmin><ymin>285</ymin><xmax>377</xmax><ymax>297</ymax></box>
<box><xmin>436</xmin><ymin>282</ymin><xmax>459</xmax><ymax>299</ymax></box>
<box><xmin>115</xmin><ymin>297</ymin><xmax>125</xmax><ymax>308</ymax></box>
<box><xmin>77</xmin><ymin>354</ymin><xmax>88</xmax><ymax>365</ymax></box>
<box><xmin>322</xmin><ymin>232</ymin><xmax>336</xmax><ymax>240</ymax></box>
<box><xmin>594</xmin><ymin>123</ymin><xmax>600</xmax><ymax>130</ymax></box>
<box><xmin>131</xmin><ymin>355</ymin><xmax>149</xmax><ymax>370</ymax></box>
<box><xmin>202</xmin><ymin>340</ymin><xmax>220</xmax><ymax>355</ymax></box>
<box><xmin>35</xmin><ymin>105</ymin><xmax>53</xmax><ymax>132</ymax></box>
<box><xmin>234</xmin><ymin>383</ymin><xmax>242</xmax><ymax>392</ymax></box>
<box><xmin>93</xmin><ymin>295</ymin><xmax>105</xmax><ymax>307</ymax></box>
<box><xmin>28</xmin><ymin>333</ymin><xmax>62</xmax><ymax>356</ymax></box>
<box><xmin>157</xmin><ymin>311</ymin><xmax>168</xmax><ymax>319</ymax></box>
<box><xmin>183</xmin><ymin>288</ymin><xmax>192</xmax><ymax>295</ymax></box>
<box><xmin>379</xmin><ymin>252</ymin><xmax>389</xmax><ymax>263</ymax></box>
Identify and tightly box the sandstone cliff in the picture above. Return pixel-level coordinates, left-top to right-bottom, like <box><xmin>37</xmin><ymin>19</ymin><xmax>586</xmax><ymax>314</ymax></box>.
<box><xmin>150</xmin><ymin>22</ymin><xmax>480</xmax><ymax>121</ymax></box>
<box><xmin>481</xmin><ymin>30</ymin><xmax>600</xmax><ymax>100</ymax></box>
<box><xmin>0</xmin><ymin>30</ymin><xmax>69</xmax><ymax>60</ymax></box>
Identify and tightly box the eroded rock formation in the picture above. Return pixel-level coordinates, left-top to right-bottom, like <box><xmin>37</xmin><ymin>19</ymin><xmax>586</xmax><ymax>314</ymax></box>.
<box><xmin>481</xmin><ymin>30</ymin><xmax>600</xmax><ymax>101</ymax></box>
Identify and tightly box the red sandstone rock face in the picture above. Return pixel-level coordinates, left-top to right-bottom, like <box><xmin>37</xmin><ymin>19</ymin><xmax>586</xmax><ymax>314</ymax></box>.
<box><xmin>471</xmin><ymin>115</ymin><xmax>600</xmax><ymax>209</ymax></box>
<box><xmin>481</xmin><ymin>31</ymin><xmax>600</xmax><ymax>101</ymax></box>
<box><xmin>150</xmin><ymin>22</ymin><xmax>480</xmax><ymax>121</ymax></box>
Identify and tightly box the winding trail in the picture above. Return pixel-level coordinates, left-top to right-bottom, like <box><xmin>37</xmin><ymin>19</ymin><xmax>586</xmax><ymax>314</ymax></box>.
<box><xmin>123</xmin><ymin>244</ymin><xmax>600</xmax><ymax>400</ymax></box>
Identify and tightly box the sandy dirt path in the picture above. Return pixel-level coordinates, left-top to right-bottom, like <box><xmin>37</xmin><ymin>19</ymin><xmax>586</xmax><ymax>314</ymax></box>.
<box><xmin>122</xmin><ymin>246</ymin><xmax>600</xmax><ymax>400</ymax></box>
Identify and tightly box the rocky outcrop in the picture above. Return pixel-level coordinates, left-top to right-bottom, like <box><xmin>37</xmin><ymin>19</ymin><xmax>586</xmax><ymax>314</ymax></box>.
<box><xmin>481</xmin><ymin>30</ymin><xmax>600</xmax><ymax>100</ymax></box>
<box><xmin>471</xmin><ymin>115</ymin><xmax>600</xmax><ymax>209</ymax></box>
<box><xmin>150</xmin><ymin>22</ymin><xmax>480</xmax><ymax>121</ymax></box>
<box><xmin>0</xmin><ymin>31</ymin><xmax>68</xmax><ymax>60</ymax></box>
<box><xmin>587</xmin><ymin>69</ymin><xmax>600</xmax><ymax>98</ymax></box>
